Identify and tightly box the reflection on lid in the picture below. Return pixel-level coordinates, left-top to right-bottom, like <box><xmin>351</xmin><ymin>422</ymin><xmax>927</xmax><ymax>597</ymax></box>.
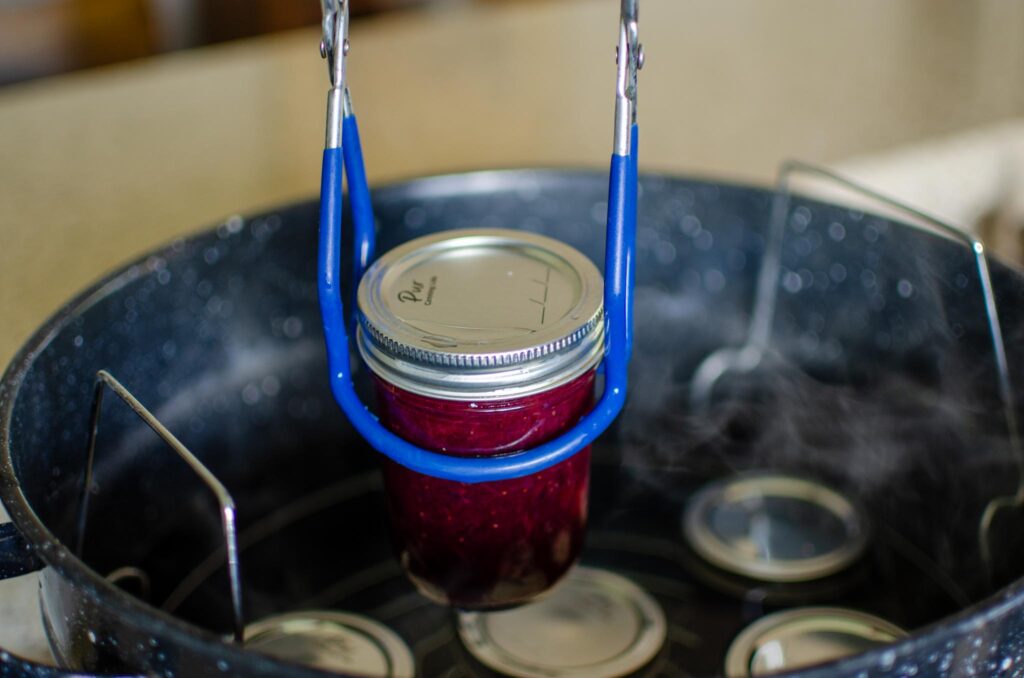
<box><xmin>684</xmin><ymin>473</ymin><xmax>869</xmax><ymax>582</ymax></box>
<box><xmin>457</xmin><ymin>566</ymin><xmax>666</xmax><ymax>677</ymax></box>
<box><xmin>725</xmin><ymin>607</ymin><xmax>907</xmax><ymax>677</ymax></box>
<box><xmin>243</xmin><ymin>611</ymin><xmax>414</xmax><ymax>677</ymax></box>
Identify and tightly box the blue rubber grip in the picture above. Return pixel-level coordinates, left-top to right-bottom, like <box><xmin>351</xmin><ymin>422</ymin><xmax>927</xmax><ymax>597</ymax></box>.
<box><xmin>626</xmin><ymin>124</ymin><xmax>638</xmax><ymax>359</ymax></box>
<box><xmin>343</xmin><ymin>115</ymin><xmax>375</xmax><ymax>285</ymax></box>
<box><xmin>604</xmin><ymin>149</ymin><xmax>631</xmax><ymax>395</ymax></box>
<box><xmin>317</xmin><ymin>143</ymin><xmax>635</xmax><ymax>482</ymax></box>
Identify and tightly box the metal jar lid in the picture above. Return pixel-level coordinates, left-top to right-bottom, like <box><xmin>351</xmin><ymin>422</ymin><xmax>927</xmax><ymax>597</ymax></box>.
<box><xmin>457</xmin><ymin>566</ymin><xmax>666</xmax><ymax>678</ymax></box>
<box><xmin>724</xmin><ymin>607</ymin><xmax>907</xmax><ymax>677</ymax></box>
<box><xmin>244</xmin><ymin>611</ymin><xmax>415</xmax><ymax>677</ymax></box>
<box><xmin>357</xmin><ymin>228</ymin><xmax>605</xmax><ymax>400</ymax></box>
<box><xmin>683</xmin><ymin>473</ymin><xmax>869</xmax><ymax>583</ymax></box>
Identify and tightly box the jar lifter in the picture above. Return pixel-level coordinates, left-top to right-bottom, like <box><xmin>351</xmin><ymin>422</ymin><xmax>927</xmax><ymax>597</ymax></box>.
<box><xmin>316</xmin><ymin>0</ymin><xmax>642</xmax><ymax>482</ymax></box>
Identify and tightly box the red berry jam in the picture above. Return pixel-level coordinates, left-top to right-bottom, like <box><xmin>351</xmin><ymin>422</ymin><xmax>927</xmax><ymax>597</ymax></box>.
<box><xmin>376</xmin><ymin>371</ymin><xmax>595</xmax><ymax>608</ymax></box>
<box><xmin>356</xmin><ymin>229</ymin><xmax>604</xmax><ymax>609</ymax></box>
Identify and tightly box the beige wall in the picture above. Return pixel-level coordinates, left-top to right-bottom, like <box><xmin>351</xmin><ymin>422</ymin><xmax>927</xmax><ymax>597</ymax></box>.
<box><xmin>2</xmin><ymin>0</ymin><xmax>1024</xmax><ymax>368</ymax></box>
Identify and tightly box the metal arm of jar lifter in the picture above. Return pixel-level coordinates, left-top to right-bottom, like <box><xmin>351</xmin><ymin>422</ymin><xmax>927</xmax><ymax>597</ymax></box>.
<box><xmin>77</xmin><ymin>371</ymin><xmax>245</xmax><ymax>644</ymax></box>
<box><xmin>316</xmin><ymin>0</ymin><xmax>642</xmax><ymax>482</ymax></box>
<box><xmin>687</xmin><ymin>160</ymin><xmax>1022</xmax><ymax>579</ymax></box>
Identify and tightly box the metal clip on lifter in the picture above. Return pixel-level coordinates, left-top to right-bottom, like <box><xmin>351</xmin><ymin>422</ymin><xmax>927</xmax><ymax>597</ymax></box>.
<box><xmin>317</xmin><ymin>0</ymin><xmax>642</xmax><ymax>482</ymax></box>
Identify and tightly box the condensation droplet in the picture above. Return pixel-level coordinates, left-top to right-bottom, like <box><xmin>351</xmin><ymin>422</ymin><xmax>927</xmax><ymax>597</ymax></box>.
<box><xmin>790</xmin><ymin>206</ymin><xmax>812</xmax><ymax>232</ymax></box>
<box><xmin>829</xmin><ymin>262</ymin><xmax>847</xmax><ymax>283</ymax></box>
<box><xmin>793</xmin><ymin>237</ymin><xmax>812</xmax><ymax>257</ymax></box>
<box><xmin>654</xmin><ymin>240</ymin><xmax>677</xmax><ymax>265</ymax></box>
<box><xmin>261</xmin><ymin>376</ymin><xmax>281</xmax><ymax>397</ymax></box>
<box><xmin>680</xmin><ymin>214</ymin><xmax>701</xmax><ymax>237</ymax></box>
<box><xmin>694</xmin><ymin>230</ymin><xmax>714</xmax><ymax>251</ymax></box>
<box><xmin>242</xmin><ymin>383</ymin><xmax>261</xmax><ymax>405</ymax></box>
<box><xmin>704</xmin><ymin>269</ymin><xmax>726</xmax><ymax>293</ymax></box>
<box><xmin>404</xmin><ymin>207</ymin><xmax>427</xmax><ymax>229</ymax></box>
<box><xmin>782</xmin><ymin>271</ymin><xmax>803</xmax><ymax>293</ymax></box>
<box><xmin>283</xmin><ymin>316</ymin><xmax>303</xmax><ymax>339</ymax></box>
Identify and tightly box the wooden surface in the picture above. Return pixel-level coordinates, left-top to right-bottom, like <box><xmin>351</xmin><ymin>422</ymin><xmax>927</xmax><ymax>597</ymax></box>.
<box><xmin>3</xmin><ymin>0</ymin><xmax>1024</xmax><ymax>370</ymax></box>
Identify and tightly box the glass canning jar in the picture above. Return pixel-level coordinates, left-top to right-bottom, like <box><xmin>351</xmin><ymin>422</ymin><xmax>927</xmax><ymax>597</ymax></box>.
<box><xmin>356</xmin><ymin>228</ymin><xmax>604</xmax><ymax>609</ymax></box>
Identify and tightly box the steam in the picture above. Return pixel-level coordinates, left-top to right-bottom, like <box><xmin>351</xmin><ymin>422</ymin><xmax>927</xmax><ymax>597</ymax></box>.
<box><xmin>620</xmin><ymin>337</ymin><xmax>974</xmax><ymax>491</ymax></box>
<box><xmin>618</xmin><ymin>281</ymin><xmax>1017</xmax><ymax>487</ymax></box>
<box><xmin>611</xmin><ymin>279</ymin><xmax>1022</xmax><ymax>604</ymax></box>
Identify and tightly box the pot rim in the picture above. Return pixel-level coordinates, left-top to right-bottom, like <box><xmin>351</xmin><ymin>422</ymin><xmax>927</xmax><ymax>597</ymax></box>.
<box><xmin>1</xmin><ymin>168</ymin><xmax>1022</xmax><ymax>677</ymax></box>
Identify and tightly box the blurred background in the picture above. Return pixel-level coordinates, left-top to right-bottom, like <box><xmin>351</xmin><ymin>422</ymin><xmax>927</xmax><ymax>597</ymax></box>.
<box><xmin>0</xmin><ymin>0</ymin><xmax>427</xmax><ymax>86</ymax></box>
<box><xmin>2</xmin><ymin>0</ymin><xmax>1024</xmax><ymax>366</ymax></box>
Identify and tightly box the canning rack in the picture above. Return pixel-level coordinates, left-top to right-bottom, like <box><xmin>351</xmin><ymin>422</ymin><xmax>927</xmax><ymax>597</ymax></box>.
<box><xmin>69</xmin><ymin>0</ymin><xmax>1024</xmax><ymax>648</ymax></box>
<box><xmin>70</xmin><ymin>171</ymin><xmax>1024</xmax><ymax>656</ymax></box>
<box><xmin>77</xmin><ymin>374</ymin><xmax>392</xmax><ymax>652</ymax></box>
<box><xmin>688</xmin><ymin>160</ymin><xmax>1024</xmax><ymax>583</ymax></box>
<box><xmin>72</xmin><ymin>0</ymin><xmax>645</xmax><ymax>649</ymax></box>
<box><xmin>315</xmin><ymin>0</ymin><xmax>642</xmax><ymax>483</ymax></box>
<box><xmin>77</xmin><ymin>369</ymin><xmax>667</xmax><ymax>658</ymax></box>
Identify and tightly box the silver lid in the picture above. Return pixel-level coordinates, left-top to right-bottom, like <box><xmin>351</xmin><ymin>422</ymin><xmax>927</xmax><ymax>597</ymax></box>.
<box><xmin>357</xmin><ymin>229</ymin><xmax>604</xmax><ymax>400</ymax></box>
<box><xmin>457</xmin><ymin>566</ymin><xmax>666</xmax><ymax>678</ymax></box>
<box><xmin>683</xmin><ymin>473</ymin><xmax>869</xmax><ymax>583</ymax></box>
<box><xmin>724</xmin><ymin>607</ymin><xmax>907</xmax><ymax>677</ymax></box>
<box><xmin>243</xmin><ymin>611</ymin><xmax>415</xmax><ymax>677</ymax></box>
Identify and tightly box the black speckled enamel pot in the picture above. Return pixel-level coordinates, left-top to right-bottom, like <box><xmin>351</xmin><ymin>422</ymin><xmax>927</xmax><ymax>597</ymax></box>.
<box><xmin>3</xmin><ymin>170</ymin><xmax>1024</xmax><ymax>677</ymax></box>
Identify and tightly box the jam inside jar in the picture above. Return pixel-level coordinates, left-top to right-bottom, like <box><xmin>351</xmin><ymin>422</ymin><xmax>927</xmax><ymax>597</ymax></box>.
<box><xmin>356</xmin><ymin>228</ymin><xmax>604</xmax><ymax>609</ymax></box>
<box><xmin>377</xmin><ymin>371</ymin><xmax>594</xmax><ymax>608</ymax></box>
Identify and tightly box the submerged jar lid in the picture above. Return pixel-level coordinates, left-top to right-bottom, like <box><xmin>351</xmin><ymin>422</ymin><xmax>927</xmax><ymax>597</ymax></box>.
<box><xmin>457</xmin><ymin>566</ymin><xmax>666</xmax><ymax>678</ymax></box>
<box><xmin>357</xmin><ymin>228</ymin><xmax>605</xmax><ymax>400</ymax></box>
<box><xmin>724</xmin><ymin>607</ymin><xmax>907</xmax><ymax>677</ymax></box>
<box><xmin>244</xmin><ymin>611</ymin><xmax>415</xmax><ymax>677</ymax></box>
<box><xmin>683</xmin><ymin>472</ymin><xmax>869</xmax><ymax>583</ymax></box>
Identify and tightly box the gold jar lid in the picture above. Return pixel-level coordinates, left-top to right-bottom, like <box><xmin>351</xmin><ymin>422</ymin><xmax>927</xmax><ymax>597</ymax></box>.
<box><xmin>724</xmin><ymin>607</ymin><xmax>906</xmax><ymax>677</ymax></box>
<box><xmin>683</xmin><ymin>473</ymin><xmax>870</xmax><ymax>583</ymax></box>
<box><xmin>356</xmin><ymin>228</ymin><xmax>604</xmax><ymax>400</ymax></box>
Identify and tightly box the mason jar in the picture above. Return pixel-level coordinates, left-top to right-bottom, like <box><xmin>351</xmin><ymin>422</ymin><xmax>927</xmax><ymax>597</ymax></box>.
<box><xmin>356</xmin><ymin>228</ymin><xmax>604</xmax><ymax>609</ymax></box>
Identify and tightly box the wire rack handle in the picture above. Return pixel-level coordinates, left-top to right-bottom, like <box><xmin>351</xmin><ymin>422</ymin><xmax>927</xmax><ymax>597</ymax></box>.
<box><xmin>77</xmin><ymin>370</ymin><xmax>245</xmax><ymax>644</ymax></box>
